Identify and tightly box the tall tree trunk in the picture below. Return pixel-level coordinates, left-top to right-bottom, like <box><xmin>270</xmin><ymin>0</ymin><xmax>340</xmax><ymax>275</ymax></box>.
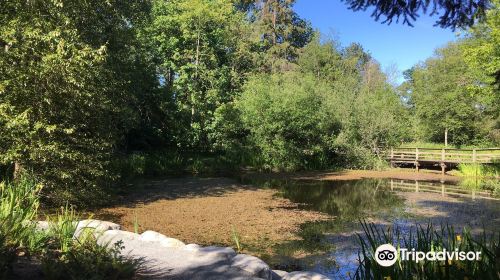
<box><xmin>192</xmin><ymin>29</ymin><xmax>200</xmax><ymax>125</ymax></box>
<box><xmin>444</xmin><ymin>128</ymin><xmax>448</xmax><ymax>147</ymax></box>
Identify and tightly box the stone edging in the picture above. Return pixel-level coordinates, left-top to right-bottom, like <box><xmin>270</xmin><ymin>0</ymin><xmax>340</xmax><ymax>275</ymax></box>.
<box><xmin>37</xmin><ymin>219</ymin><xmax>332</xmax><ymax>280</ymax></box>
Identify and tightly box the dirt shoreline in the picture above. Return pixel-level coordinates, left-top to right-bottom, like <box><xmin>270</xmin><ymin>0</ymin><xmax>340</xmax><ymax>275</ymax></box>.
<box><xmin>241</xmin><ymin>168</ymin><xmax>461</xmax><ymax>183</ymax></box>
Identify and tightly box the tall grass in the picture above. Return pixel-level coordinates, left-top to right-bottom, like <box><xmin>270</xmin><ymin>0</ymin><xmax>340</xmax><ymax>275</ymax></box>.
<box><xmin>458</xmin><ymin>163</ymin><xmax>500</xmax><ymax>178</ymax></box>
<box><xmin>354</xmin><ymin>220</ymin><xmax>499</xmax><ymax>280</ymax></box>
<box><xmin>46</xmin><ymin>205</ymin><xmax>79</xmax><ymax>253</ymax></box>
<box><xmin>0</xmin><ymin>175</ymin><xmax>143</xmax><ymax>279</ymax></box>
<box><xmin>457</xmin><ymin>163</ymin><xmax>500</xmax><ymax>197</ymax></box>
<box><xmin>0</xmin><ymin>175</ymin><xmax>44</xmax><ymax>275</ymax></box>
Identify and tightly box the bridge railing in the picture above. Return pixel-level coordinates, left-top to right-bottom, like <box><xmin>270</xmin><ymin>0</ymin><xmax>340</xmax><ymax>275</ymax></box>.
<box><xmin>388</xmin><ymin>147</ymin><xmax>500</xmax><ymax>164</ymax></box>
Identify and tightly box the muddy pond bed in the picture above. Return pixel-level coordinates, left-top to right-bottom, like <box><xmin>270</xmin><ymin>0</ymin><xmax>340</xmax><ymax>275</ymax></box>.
<box><xmin>96</xmin><ymin>173</ymin><xmax>500</xmax><ymax>279</ymax></box>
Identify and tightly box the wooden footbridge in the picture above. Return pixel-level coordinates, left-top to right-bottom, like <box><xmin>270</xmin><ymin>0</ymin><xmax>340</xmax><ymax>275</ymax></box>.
<box><xmin>387</xmin><ymin>147</ymin><xmax>500</xmax><ymax>174</ymax></box>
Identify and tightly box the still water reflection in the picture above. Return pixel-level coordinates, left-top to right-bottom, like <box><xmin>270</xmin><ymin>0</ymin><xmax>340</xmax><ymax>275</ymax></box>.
<box><xmin>244</xmin><ymin>178</ymin><xmax>500</xmax><ymax>279</ymax></box>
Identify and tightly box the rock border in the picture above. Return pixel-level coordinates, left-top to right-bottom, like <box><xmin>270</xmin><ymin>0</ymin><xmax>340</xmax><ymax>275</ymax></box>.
<box><xmin>37</xmin><ymin>219</ymin><xmax>331</xmax><ymax>280</ymax></box>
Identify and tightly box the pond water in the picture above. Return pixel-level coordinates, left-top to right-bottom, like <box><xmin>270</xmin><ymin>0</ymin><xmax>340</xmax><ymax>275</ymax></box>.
<box><xmin>241</xmin><ymin>177</ymin><xmax>500</xmax><ymax>279</ymax></box>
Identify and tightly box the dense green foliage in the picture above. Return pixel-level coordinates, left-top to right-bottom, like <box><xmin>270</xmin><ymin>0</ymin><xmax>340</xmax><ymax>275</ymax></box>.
<box><xmin>399</xmin><ymin>1</ymin><xmax>499</xmax><ymax>146</ymax></box>
<box><xmin>0</xmin><ymin>0</ymin><xmax>498</xmax><ymax>205</ymax></box>
<box><xmin>236</xmin><ymin>40</ymin><xmax>407</xmax><ymax>170</ymax></box>
<box><xmin>0</xmin><ymin>0</ymin><xmax>154</xmax><ymax>205</ymax></box>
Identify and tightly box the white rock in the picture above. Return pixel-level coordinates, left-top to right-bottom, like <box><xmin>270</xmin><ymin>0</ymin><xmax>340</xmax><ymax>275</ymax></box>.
<box><xmin>74</xmin><ymin>219</ymin><xmax>121</xmax><ymax>238</ymax></box>
<box><xmin>272</xmin><ymin>270</ymin><xmax>289</xmax><ymax>279</ymax></box>
<box><xmin>231</xmin><ymin>254</ymin><xmax>272</xmax><ymax>280</ymax></box>
<box><xmin>282</xmin><ymin>271</ymin><xmax>331</xmax><ymax>280</ymax></box>
<box><xmin>140</xmin><ymin>230</ymin><xmax>185</xmax><ymax>248</ymax></box>
<box><xmin>97</xmin><ymin>229</ymin><xmax>141</xmax><ymax>247</ymax></box>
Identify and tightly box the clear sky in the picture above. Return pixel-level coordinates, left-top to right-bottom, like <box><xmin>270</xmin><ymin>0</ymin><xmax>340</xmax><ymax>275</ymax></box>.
<box><xmin>294</xmin><ymin>0</ymin><xmax>459</xmax><ymax>81</ymax></box>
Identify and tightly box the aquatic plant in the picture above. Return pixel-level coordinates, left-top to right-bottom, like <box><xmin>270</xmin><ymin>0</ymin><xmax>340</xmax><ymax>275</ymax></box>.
<box><xmin>354</xmin><ymin>220</ymin><xmax>500</xmax><ymax>280</ymax></box>
<box><xmin>232</xmin><ymin>225</ymin><xmax>242</xmax><ymax>253</ymax></box>
<box><xmin>133</xmin><ymin>212</ymin><xmax>140</xmax><ymax>234</ymax></box>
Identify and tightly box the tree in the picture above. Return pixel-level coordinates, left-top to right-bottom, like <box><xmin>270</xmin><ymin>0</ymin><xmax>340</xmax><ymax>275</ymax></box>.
<box><xmin>342</xmin><ymin>0</ymin><xmax>490</xmax><ymax>29</ymax></box>
<box><xmin>409</xmin><ymin>42</ymin><xmax>491</xmax><ymax>145</ymax></box>
<box><xmin>246</xmin><ymin>0</ymin><xmax>314</xmax><ymax>71</ymax></box>
<box><xmin>237</xmin><ymin>72</ymin><xmax>336</xmax><ymax>170</ymax></box>
<box><xmin>462</xmin><ymin>0</ymin><xmax>500</xmax><ymax>89</ymax></box>
<box><xmin>0</xmin><ymin>0</ymin><xmax>149</xmax><ymax>205</ymax></box>
<box><xmin>237</xmin><ymin>35</ymin><xmax>406</xmax><ymax>170</ymax></box>
<box><xmin>460</xmin><ymin>0</ymin><xmax>500</xmax><ymax>143</ymax></box>
<box><xmin>144</xmin><ymin>0</ymin><xmax>253</xmax><ymax>151</ymax></box>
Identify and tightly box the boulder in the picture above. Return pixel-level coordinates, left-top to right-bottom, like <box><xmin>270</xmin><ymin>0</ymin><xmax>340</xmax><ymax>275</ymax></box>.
<box><xmin>97</xmin><ymin>229</ymin><xmax>141</xmax><ymax>247</ymax></box>
<box><xmin>282</xmin><ymin>271</ymin><xmax>331</xmax><ymax>280</ymax></box>
<box><xmin>140</xmin><ymin>230</ymin><xmax>186</xmax><ymax>248</ymax></box>
<box><xmin>272</xmin><ymin>270</ymin><xmax>289</xmax><ymax>280</ymax></box>
<box><xmin>74</xmin><ymin>219</ymin><xmax>121</xmax><ymax>238</ymax></box>
<box><xmin>231</xmin><ymin>254</ymin><xmax>272</xmax><ymax>280</ymax></box>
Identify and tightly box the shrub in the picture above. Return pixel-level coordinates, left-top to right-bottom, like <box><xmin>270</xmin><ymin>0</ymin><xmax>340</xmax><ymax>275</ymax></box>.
<box><xmin>41</xmin><ymin>202</ymin><xmax>143</xmax><ymax>280</ymax></box>
<box><xmin>42</xmin><ymin>237</ymin><xmax>143</xmax><ymax>280</ymax></box>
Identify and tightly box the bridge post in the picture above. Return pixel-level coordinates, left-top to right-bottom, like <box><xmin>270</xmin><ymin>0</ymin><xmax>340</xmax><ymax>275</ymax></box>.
<box><xmin>440</xmin><ymin>149</ymin><xmax>446</xmax><ymax>175</ymax></box>
<box><xmin>390</xmin><ymin>148</ymin><xmax>394</xmax><ymax>167</ymax></box>
<box><xmin>415</xmin><ymin>148</ymin><xmax>419</xmax><ymax>172</ymax></box>
<box><xmin>472</xmin><ymin>149</ymin><xmax>477</xmax><ymax>163</ymax></box>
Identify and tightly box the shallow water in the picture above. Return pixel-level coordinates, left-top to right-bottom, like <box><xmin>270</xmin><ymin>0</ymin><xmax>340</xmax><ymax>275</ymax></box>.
<box><xmin>243</xmin><ymin>178</ymin><xmax>500</xmax><ymax>279</ymax></box>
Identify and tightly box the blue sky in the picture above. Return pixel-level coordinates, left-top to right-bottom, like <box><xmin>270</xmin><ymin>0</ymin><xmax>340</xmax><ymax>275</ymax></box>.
<box><xmin>294</xmin><ymin>0</ymin><xmax>459</xmax><ymax>82</ymax></box>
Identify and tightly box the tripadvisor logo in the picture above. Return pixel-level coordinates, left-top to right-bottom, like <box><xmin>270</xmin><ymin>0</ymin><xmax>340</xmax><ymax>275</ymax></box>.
<box><xmin>374</xmin><ymin>244</ymin><xmax>398</xmax><ymax>267</ymax></box>
<box><xmin>374</xmin><ymin>244</ymin><xmax>482</xmax><ymax>267</ymax></box>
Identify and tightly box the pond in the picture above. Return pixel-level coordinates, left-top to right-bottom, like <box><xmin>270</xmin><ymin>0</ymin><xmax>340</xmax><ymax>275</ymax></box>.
<box><xmin>240</xmin><ymin>177</ymin><xmax>500</xmax><ymax>279</ymax></box>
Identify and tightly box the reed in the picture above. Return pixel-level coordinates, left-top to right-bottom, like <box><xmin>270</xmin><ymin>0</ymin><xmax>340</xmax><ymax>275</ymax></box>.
<box><xmin>353</xmin><ymin>220</ymin><xmax>499</xmax><ymax>280</ymax></box>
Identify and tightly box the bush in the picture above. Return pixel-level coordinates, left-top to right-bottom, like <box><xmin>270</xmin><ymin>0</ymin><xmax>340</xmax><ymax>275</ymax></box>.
<box><xmin>237</xmin><ymin>73</ymin><xmax>336</xmax><ymax>171</ymax></box>
<box><xmin>42</xmin><ymin>237</ymin><xmax>143</xmax><ymax>280</ymax></box>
